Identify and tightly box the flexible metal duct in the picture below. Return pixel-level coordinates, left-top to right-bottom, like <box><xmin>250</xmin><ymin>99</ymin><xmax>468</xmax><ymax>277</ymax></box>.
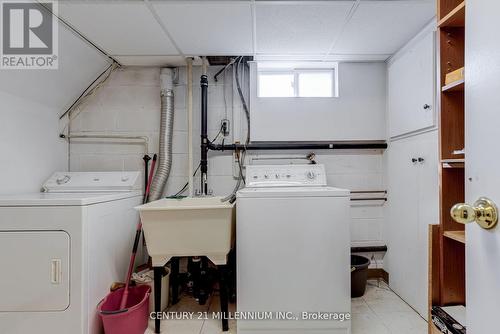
<box><xmin>148</xmin><ymin>68</ymin><xmax>175</xmax><ymax>202</ymax></box>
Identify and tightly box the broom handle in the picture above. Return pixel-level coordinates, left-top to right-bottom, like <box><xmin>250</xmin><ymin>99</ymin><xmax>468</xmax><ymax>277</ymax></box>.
<box><xmin>144</xmin><ymin>154</ymin><xmax>157</xmax><ymax>203</ymax></box>
<box><xmin>119</xmin><ymin>153</ymin><xmax>157</xmax><ymax>309</ymax></box>
<box><xmin>119</xmin><ymin>222</ymin><xmax>142</xmax><ymax>309</ymax></box>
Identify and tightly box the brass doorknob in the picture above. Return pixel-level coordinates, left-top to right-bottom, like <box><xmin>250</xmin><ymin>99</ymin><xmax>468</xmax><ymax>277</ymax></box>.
<box><xmin>450</xmin><ymin>197</ymin><xmax>498</xmax><ymax>229</ymax></box>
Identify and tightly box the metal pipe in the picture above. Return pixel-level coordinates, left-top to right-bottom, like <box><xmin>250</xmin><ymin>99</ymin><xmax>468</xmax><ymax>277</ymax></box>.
<box><xmin>200</xmin><ymin>59</ymin><xmax>209</xmax><ymax>195</ymax></box>
<box><xmin>209</xmin><ymin>141</ymin><xmax>387</xmax><ymax>151</ymax></box>
<box><xmin>67</xmin><ymin>134</ymin><xmax>149</xmax><ymax>153</ymax></box>
<box><xmin>214</xmin><ymin>60</ymin><xmax>235</xmax><ymax>82</ymax></box>
<box><xmin>187</xmin><ymin>58</ymin><xmax>194</xmax><ymax>197</ymax></box>
<box><xmin>351</xmin><ymin>198</ymin><xmax>387</xmax><ymax>202</ymax></box>
<box><xmin>213</xmin><ymin>65</ymin><xmax>227</xmax><ymax>82</ymax></box>
<box><xmin>351</xmin><ymin>190</ymin><xmax>387</xmax><ymax>194</ymax></box>
<box><xmin>149</xmin><ymin>68</ymin><xmax>175</xmax><ymax>202</ymax></box>
<box><xmin>351</xmin><ymin>245</ymin><xmax>387</xmax><ymax>253</ymax></box>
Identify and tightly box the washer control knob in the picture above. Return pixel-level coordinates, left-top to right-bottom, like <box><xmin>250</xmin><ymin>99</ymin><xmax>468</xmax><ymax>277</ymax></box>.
<box><xmin>306</xmin><ymin>171</ymin><xmax>316</xmax><ymax>180</ymax></box>
<box><xmin>56</xmin><ymin>175</ymin><xmax>71</xmax><ymax>185</ymax></box>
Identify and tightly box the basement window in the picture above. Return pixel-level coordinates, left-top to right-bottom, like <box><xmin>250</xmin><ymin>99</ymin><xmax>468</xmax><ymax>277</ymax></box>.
<box><xmin>257</xmin><ymin>63</ymin><xmax>338</xmax><ymax>98</ymax></box>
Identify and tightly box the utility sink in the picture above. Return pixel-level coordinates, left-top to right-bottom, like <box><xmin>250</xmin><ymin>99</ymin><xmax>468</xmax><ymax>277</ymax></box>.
<box><xmin>135</xmin><ymin>196</ymin><xmax>235</xmax><ymax>266</ymax></box>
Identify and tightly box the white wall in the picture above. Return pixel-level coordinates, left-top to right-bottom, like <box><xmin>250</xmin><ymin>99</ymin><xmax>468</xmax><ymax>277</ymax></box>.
<box><xmin>69</xmin><ymin>66</ymin><xmax>386</xmax><ymax>255</ymax></box>
<box><xmin>249</xmin><ymin>62</ymin><xmax>387</xmax><ymax>141</ymax></box>
<box><xmin>0</xmin><ymin>91</ymin><xmax>67</xmax><ymax>194</ymax></box>
<box><xmin>0</xmin><ymin>17</ymin><xmax>111</xmax><ymax>195</ymax></box>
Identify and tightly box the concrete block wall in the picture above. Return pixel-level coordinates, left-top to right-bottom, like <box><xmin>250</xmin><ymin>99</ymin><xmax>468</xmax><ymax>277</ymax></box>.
<box><xmin>69</xmin><ymin>66</ymin><xmax>386</xmax><ymax>259</ymax></box>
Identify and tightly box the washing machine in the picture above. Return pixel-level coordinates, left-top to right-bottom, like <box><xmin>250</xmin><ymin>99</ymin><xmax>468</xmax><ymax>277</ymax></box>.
<box><xmin>236</xmin><ymin>164</ymin><xmax>351</xmax><ymax>334</ymax></box>
<box><xmin>0</xmin><ymin>172</ymin><xmax>143</xmax><ymax>334</ymax></box>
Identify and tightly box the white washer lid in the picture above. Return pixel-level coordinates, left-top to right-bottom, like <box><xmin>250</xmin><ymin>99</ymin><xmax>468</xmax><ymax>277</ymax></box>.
<box><xmin>236</xmin><ymin>186</ymin><xmax>350</xmax><ymax>198</ymax></box>
<box><xmin>42</xmin><ymin>171</ymin><xmax>142</xmax><ymax>193</ymax></box>
<box><xmin>0</xmin><ymin>191</ymin><xmax>142</xmax><ymax>207</ymax></box>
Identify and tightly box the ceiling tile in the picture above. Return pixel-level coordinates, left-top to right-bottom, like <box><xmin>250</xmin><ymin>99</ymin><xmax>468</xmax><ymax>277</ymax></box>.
<box><xmin>334</xmin><ymin>1</ymin><xmax>435</xmax><ymax>55</ymax></box>
<box><xmin>152</xmin><ymin>1</ymin><xmax>253</xmax><ymax>55</ymax></box>
<box><xmin>255</xmin><ymin>1</ymin><xmax>355</xmax><ymax>54</ymax></box>
<box><xmin>58</xmin><ymin>1</ymin><xmax>178</xmax><ymax>56</ymax></box>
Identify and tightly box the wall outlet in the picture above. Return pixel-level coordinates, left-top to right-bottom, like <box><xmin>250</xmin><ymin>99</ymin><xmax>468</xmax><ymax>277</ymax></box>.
<box><xmin>221</xmin><ymin>119</ymin><xmax>230</xmax><ymax>137</ymax></box>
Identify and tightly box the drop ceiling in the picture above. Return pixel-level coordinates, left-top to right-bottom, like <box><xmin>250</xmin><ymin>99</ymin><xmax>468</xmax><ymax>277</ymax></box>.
<box><xmin>58</xmin><ymin>0</ymin><xmax>436</xmax><ymax>66</ymax></box>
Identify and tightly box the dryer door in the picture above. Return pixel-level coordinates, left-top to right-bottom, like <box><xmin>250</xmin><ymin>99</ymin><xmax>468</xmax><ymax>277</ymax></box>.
<box><xmin>0</xmin><ymin>231</ymin><xmax>70</xmax><ymax>311</ymax></box>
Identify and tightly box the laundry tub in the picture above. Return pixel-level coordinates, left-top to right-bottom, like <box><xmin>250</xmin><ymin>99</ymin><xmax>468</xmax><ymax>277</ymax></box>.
<box><xmin>136</xmin><ymin>196</ymin><xmax>235</xmax><ymax>266</ymax></box>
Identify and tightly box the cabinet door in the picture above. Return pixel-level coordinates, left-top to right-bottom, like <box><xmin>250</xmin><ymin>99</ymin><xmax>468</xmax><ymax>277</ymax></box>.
<box><xmin>388</xmin><ymin>32</ymin><xmax>435</xmax><ymax>137</ymax></box>
<box><xmin>0</xmin><ymin>231</ymin><xmax>70</xmax><ymax>311</ymax></box>
<box><xmin>386</xmin><ymin>138</ymin><xmax>419</xmax><ymax>308</ymax></box>
<box><xmin>387</xmin><ymin>132</ymin><xmax>438</xmax><ymax>318</ymax></box>
<box><xmin>415</xmin><ymin>131</ymin><xmax>439</xmax><ymax>318</ymax></box>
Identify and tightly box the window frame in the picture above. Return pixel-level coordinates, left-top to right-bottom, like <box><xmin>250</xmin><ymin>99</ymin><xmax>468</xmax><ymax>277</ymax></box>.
<box><xmin>257</xmin><ymin>64</ymin><xmax>338</xmax><ymax>98</ymax></box>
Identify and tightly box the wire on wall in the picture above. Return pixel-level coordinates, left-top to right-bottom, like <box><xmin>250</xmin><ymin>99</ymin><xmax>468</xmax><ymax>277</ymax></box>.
<box><xmin>59</xmin><ymin>62</ymin><xmax>118</xmax><ymax>126</ymax></box>
<box><xmin>222</xmin><ymin>56</ymin><xmax>251</xmax><ymax>203</ymax></box>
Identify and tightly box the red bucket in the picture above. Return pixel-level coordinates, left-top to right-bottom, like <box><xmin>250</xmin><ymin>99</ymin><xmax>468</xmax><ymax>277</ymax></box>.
<box><xmin>98</xmin><ymin>285</ymin><xmax>151</xmax><ymax>334</ymax></box>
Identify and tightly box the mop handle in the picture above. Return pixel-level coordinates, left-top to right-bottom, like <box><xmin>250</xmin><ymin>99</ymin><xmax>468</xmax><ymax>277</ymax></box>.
<box><xmin>119</xmin><ymin>221</ymin><xmax>143</xmax><ymax>309</ymax></box>
<box><xmin>144</xmin><ymin>154</ymin><xmax>157</xmax><ymax>203</ymax></box>
<box><xmin>119</xmin><ymin>154</ymin><xmax>157</xmax><ymax>309</ymax></box>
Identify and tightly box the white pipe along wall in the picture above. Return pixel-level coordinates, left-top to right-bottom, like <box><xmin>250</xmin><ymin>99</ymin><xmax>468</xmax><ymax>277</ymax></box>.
<box><xmin>187</xmin><ymin>58</ymin><xmax>194</xmax><ymax>197</ymax></box>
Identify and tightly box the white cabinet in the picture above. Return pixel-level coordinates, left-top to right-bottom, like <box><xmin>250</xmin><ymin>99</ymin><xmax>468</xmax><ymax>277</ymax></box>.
<box><xmin>388</xmin><ymin>31</ymin><xmax>435</xmax><ymax>138</ymax></box>
<box><xmin>386</xmin><ymin>131</ymin><xmax>438</xmax><ymax>318</ymax></box>
<box><xmin>0</xmin><ymin>231</ymin><xmax>70</xmax><ymax>312</ymax></box>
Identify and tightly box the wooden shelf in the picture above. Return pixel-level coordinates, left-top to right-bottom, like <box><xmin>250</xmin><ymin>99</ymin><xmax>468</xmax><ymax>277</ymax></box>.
<box><xmin>444</xmin><ymin>230</ymin><xmax>465</xmax><ymax>244</ymax></box>
<box><xmin>441</xmin><ymin>158</ymin><xmax>465</xmax><ymax>163</ymax></box>
<box><xmin>442</xmin><ymin>158</ymin><xmax>465</xmax><ymax>168</ymax></box>
<box><xmin>442</xmin><ymin>78</ymin><xmax>464</xmax><ymax>92</ymax></box>
<box><xmin>438</xmin><ymin>2</ymin><xmax>465</xmax><ymax>28</ymax></box>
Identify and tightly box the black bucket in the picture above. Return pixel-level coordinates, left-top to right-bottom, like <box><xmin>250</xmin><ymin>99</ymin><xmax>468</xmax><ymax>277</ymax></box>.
<box><xmin>351</xmin><ymin>255</ymin><xmax>370</xmax><ymax>298</ymax></box>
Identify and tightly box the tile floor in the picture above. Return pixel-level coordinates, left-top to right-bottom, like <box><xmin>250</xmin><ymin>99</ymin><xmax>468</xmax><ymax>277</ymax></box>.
<box><xmin>145</xmin><ymin>280</ymin><xmax>427</xmax><ymax>334</ymax></box>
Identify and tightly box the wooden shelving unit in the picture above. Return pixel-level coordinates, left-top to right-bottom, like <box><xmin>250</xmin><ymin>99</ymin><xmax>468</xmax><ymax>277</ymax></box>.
<box><xmin>429</xmin><ymin>1</ymin><xmax>466</xmax><ymax>333</ymax></box>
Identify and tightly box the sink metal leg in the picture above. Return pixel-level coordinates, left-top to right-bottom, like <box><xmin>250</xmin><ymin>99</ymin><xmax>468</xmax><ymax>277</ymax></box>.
<box><xmin>199</xmin><ymin>257</ymin><xmax>209</xmax><ymax>305</ymax></box>
<box><xmin>153</xmin><ymin>266</ymin><xmax>163</xmax><ymax>334</ymax></box>
<box><xmin>191</xmin><ymin>257</ymin><xmax>201</xmax><ymax>302</ymax></box>
<box><xmin>171</xmin><ymin>257</ymin><xmax>180</xmax><ymax>305</ymax></box>
<box><xmin>218</xmin><ymin>265</ymin><xmax>229</xmax><ymax>332</ymax></box>
<box><xmin>227</xmin><ymin>249</ymin><xmax>237</xmax><ymax>303</ymax></box>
